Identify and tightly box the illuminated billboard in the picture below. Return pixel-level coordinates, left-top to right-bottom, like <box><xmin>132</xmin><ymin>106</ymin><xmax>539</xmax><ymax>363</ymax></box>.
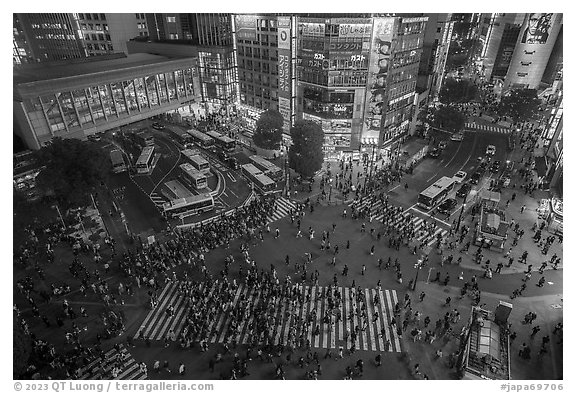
<box><xmin>521</xmin><ymin>13</ymin><xmax>554</xmax><ymax>45</ymax></box>
<box><xmin>364</xmin><ymin>17</ymin><xmax>395</xmax><ymax>133</ymax></box>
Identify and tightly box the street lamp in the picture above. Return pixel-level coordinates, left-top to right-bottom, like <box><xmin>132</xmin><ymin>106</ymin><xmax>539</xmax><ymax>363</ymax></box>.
<box><xmin>412</xmin><ymin>258</ymin><xmax>424</xmax><ymax>291</ymax></box>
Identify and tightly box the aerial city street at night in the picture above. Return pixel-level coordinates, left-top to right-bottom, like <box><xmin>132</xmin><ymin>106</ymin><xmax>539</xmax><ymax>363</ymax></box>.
<box><xmin>13</xmin><ymin>12</ymin><xmax>563</xmax><ymax>383</ymax></box>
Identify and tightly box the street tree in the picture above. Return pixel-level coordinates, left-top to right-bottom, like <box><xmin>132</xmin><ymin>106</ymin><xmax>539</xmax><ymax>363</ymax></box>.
<box><xmin>497</xmin><ymin>89</ymin><xmax>541</xmax><ymax>123</ymax></box>
<box><xmin>288</xmin><ymin>120</ymin><xmax>324</xmax><ymax>179</ymax></box>
<box><xmin>439</xmin><ymin>77</ymin><xmax>479</xmax><ymax>104</ymax></box>
<box><xmin>34</xmin><ymin>137</ymin><xmax>110</xmax><ymax>209</ymax></box>
<box><xmin>252</xmin><ymin>109</ymin><xmax>284</xmax><ymax>150</ymax></box>
<box><xmin>430</xmin><ymin>105</ymin><xmax>466</xmax><ymax>133</ymax></box>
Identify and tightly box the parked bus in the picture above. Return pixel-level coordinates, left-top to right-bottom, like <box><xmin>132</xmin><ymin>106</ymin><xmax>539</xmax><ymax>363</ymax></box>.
<box><xmin>417</xmin><ymin>176</ymin><xmax>456</xmax><ymax>210</ymax></box>
<box><xmin>206</xmin><ymin>130</ymin><xmax>236</xmax><ymax>152</ymax></box>
<box><xmin>249</xmin><ymin>155</ymin><xmax>283</xmax><ymax>180</ymax></box>
<box><xmin>109</xmin><ymin>149</ymin><xmax>127</xmax><ymax>173</ymax></box>
<box><xmin>242</xmin><ymin>163</ymin><xmax>276</xmax><ymax>195</ymax></box>
<box><xmin>187</xmin><ymin>129</ymin><xmax>214</xmax><ymax>148</ymax></box>
<box><xmin>161</xmin><ymin>179</ymin><xmax>194</xmax><ymax>200</ymax></box>
<box><xmin>181</xmin><ymin>148</ymin><xmax>203</xmax><ymax>163</ymax></box>
<box><xmin>167</xmin><ymin>127</ymin><xmax>193</xmax><ymax>149</ymax></box>
<box><xmin>163</xmin><ymin>193</ymin><xmax>214</xmax><ymax>219</ymax></box>
<box><xmin>185</xmin><ymin>153</ymin><xmax>210</xmax><ymax>174</ymax></box>
<box><xmin>131</xmin><ymin>130</ymin><xmax>154</xmax><ymax>148</ymax></box>
<box><xmin>179</xmin><ymin>163</ymin><xmax>208</xmax><ymax>190</ymax></box>
<box><xmin>136</xmin><ymin>145</ymin><xmax>155</xmax><ymax>174</ymax></box>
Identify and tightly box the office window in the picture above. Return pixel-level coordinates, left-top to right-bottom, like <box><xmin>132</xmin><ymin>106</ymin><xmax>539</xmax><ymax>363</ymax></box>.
<box><xmin>100</xmin><ymin>14</ymin><xmax>106</xmax><ymax>20</ymax></box>
<box><xmin>86</xmin><ymin>13</ymin><xmax>92</xmax><ymax>20</ymax></box>
<box><xmin>78</xmin><ymin>13</ymin><xmax>84</xmax><ymax>19</ymax></box>
<box><xmin>167</xmin><ymin>16</ymin><xmax>176</xmax><ymax>23</ymax></box>
<box><xmin>93</xmin><ymin>13</ymin><xmax>99</xmax><ymax>20</ymax></box>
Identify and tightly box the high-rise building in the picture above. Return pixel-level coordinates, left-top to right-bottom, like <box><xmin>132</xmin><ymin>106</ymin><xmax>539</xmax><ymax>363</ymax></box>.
<box><xmin>504</xmin><ymin>13</ymin><xmax>562</xmax><ymax>89</ymax></box>
<box><xmin>76</xmin><ymin>13</ymin><xmax>148</xmax><ymax>56</ymax></box>
<box><xmin>14</xmin><ymin>13</ymin><xmax>149</xmax><ymax>64</ymax></box>
<box><xmin>417</xmin><ymin>13</ymin><xmax>453</xmax><ymax>100</ymax></box>
<box><xmin>478</xmin><ymin>13</ymin><xmax>525</xmax><ymax>83</ymax></box>
<box><xmin>296</xmin><ymin>15</ymin><xmax>427</xmax><ymax>159</ymax></box>
<box><xmin>147</xmin><ymin>13</ymin><xmax>233</xmax><ymax>46</ymax></box>
<box><xmin>233</xmin><ymin>14</ymin><xmax>297</xmax><ymax>134</ymax></box>
<box><xmin>14</xmin><ymin>13</ymin><xmax>86</xmax><ymax>63</ymax></box>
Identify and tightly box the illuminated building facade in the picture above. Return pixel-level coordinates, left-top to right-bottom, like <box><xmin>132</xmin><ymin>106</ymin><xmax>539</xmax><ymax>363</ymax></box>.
<box><xmin>14</xmin><ymin>53</ymin><xmax>201</xmax><ymax>149</ymax></box>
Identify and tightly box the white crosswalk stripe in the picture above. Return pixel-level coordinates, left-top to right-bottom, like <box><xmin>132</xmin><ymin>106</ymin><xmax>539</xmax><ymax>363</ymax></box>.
<box><xmin>135</xmin><ymin>282</ymin><xmax>402</xmax><ymax>352</ymax></box>
<box><xmin>267</xmin><ymin>197</ymin><xmax>298</xmax><ymax>224</ymax></box>
<box><xmin>349</xmin><ymin>198</ymin><xmax>448</xmax><ymax>247</ymax></box>
<box><xmin>75</xmin><ymin>345</ymin><xmax>147</xmax><ymax>380</ymax></box>
<box><xmin>464</xmin><ymin>122</ymin><xmax>510</xmax><ymax>134</ymax></box>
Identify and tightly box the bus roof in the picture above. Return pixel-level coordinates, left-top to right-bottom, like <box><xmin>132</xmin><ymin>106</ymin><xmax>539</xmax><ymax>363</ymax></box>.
<box><xmin>242</xmin><ymin>163</ymin><xmax>263</xmax><ymax>176</ymax></box>
<box><xmin>187</xmin><ymin>129</ymin><xmax>212</xmax><ymax>140</ymax></box>
<box><xmin>249</xmin><ymin>155</ymin><xmax>280</xmax><ymax>170</ymax></box>
<box><xmin>181</xmin><ymin>148</ymin><xmax>201</xmax><ymax>157</ymax></box>
<box><xmin>255</xmin><ymin>173</ymin><xmax>275</xmax><ymax>186</ymax></box>
<box><xmin>136</xmin><ymin>146</ymin><xmax>154</xmax><ymax>164</ymax></box>
<box><xmin>420</xmin><ymin>176</ymin><xmax>455</xmax><ymax>198</ymax></box>
<box><xmin>179</xmin><ymin>163</ymin><xmax>206</xmax><ymax>179</ymax></box>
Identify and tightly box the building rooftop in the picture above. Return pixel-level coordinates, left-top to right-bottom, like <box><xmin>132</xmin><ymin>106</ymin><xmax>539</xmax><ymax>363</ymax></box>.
<box><xmin>13</xmin><ymin>53</ymin><xmax>175</xmax><ymax>85</ymax></box>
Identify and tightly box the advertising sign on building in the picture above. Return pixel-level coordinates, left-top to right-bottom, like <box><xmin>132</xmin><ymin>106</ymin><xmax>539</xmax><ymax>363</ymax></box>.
<box><xmin>278</xmin><ymin>16</ymin><xmax>291</xmax><ymax>50</ymax></box>
<box><xmin>520</xmin><ymin>13</ymin><xmax>554</xmax><ymax>44</ymax></box>
<box><xmin>364</xmin><ymin>17</ymin><xmax>395</xmax><ymax>133</ymax></box>
<box><xmin>278</xmin><ymin>97</ymin><xmax>291</xmax><ymax>132</ymax></box>
<box><xmin>338</xmin><ymin>24</ymin><xmax>372</xmax><ymax>38</ymax></box>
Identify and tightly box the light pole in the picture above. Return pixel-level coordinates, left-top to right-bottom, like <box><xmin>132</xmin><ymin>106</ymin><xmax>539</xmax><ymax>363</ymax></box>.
<box><xmin>456</xmin><ymin>202</ymin><xmax>467</xmax><ymax>232</ymax></box>
<box><xmin>53</xmin><ymin>204</ymin><xmax>66</xmax><ymax>229</ymax></box>
<box><xmin>412</xmin><ymin>257</ymin><xmax>424</xmax><ymax>291</ymax></box>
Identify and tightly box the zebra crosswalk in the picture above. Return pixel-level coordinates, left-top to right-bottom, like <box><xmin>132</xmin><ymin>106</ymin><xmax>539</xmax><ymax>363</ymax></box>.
<box><xmin>75</xmin><ymin>345</ymin><xmax>147</xmax><ymax>380</ymax></box>
<box><xmin>465</xmin><ymin>122</ymin><xmax>511</xmax><ymax>134</ymax></box>
<box><xmin>135</xmin><ymin>281</ymin><xmax>402</xmax><ymax>353</ymax></box>
<box><xmin>268</xmin><ymin>197</ymin><xmax>298</xmax><ymax>224</ymax></box>
<box><xmin>150</xmin><ymin>192</ymin><xmax>166</xmax><ymax>207</ymax></box>
<box><xmin>349</xmin><ymin>198</ymin><xmax>448</xmax><ymax>248</ymax></box>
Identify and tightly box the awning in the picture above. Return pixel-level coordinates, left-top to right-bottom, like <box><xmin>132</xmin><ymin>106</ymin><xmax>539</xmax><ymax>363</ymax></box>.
<box><xmin>534</xmin><ymin>156</ymin><xmax>548</xmax><ymax>178</ymax></box>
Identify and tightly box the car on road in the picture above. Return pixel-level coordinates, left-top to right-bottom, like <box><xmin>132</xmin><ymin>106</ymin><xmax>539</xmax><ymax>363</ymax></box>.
<box><xmin>469</xmin><ymin>171</ymin><xmax>482</xmax><ymax>185</ymax></box>
<box><xmin>456</xmin><ymin>183</ymin><xmax>472</xmax><ymax>198</ymax></box>
<box><xmin>450</xmin><ymin>132</ymin><xmax>464</xmax><ymax>142</ymax></box>
<box><xmin>428</xmin><ymin>148</ymin><xmax>441</xmax><ymax>158</ymax></box>
<box><xmin>437</xmin><ymin>198</ymin><xmax>457</xmax><ymax>215</ymax></box>
<box><xmin>486</xmin><ymin>145</ymin><xmax>496</xmax><ymax>155</ymax></box>
<box><xmin>438</xmin><ymin>141</ymin><xmax>448</xmax><ymax>150</ymax></box>
<box><xmin>87</xmin><ymin>134</ymin><xmax>101</xmax><ymax>142</ymax></box>
<box><xmin>490</xmin><ymin>160</ymin><xmax>501</xmax><ymax>173</ymax></box>
<box><xmin>453</xmin><ymin>171</ymin><xmax>467</xmax><ymax>183</ymax></box>
<box><xmin>152</xmin><ymin>122</ymin><xmax>165</xmax><ymax>130</ymax></box>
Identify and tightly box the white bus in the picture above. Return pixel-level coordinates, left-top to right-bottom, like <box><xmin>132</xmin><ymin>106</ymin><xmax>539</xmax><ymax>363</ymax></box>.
<box><xmin>242</xmin><ymin>163</ymin><xmax>276</xmax><ymax>195</ymax></box>
<box><xmin>163</xmin><ymin>193</ymin><xmax>214</xmax><ymax>219</ymax></box>
<box><xmin>206</xmin><ymin>130</ymin><xmax>236</xmax><ymax>152</ymax></box>
<box><xmin>187</xmin><ymin>129</ymin><xmax>214</xmax><ymax>148</ymax></box>
<box><xmin>185</xmin><ymin>153</ymin><xmax>210</xmax><ymax>174</ymax></box>
<box><xmin>181</xmin><ymin>148</ymin><xmax>203</xmax><ymax>162</ymax></box>
<box><xmin>136</xmin><ymin>145</ymin><xmax>155</xmax><ymax>174</ymax></box>
<box><xmin>179</xmin><ymin>163</ymin><xmax>208</xmax><ymax>190</ymax></box>
<box><xmin>109</xmin><ymin>149</ymin><xmax>127</xmax><ymax>173</ymax></box>
<box><xmin>249</xmin><ymin>155</ymin><xmax>283</xmax><ymax>180</ymax></box>
<box><xmin>417</xmin><ymin>176</ymin><xmax>456</xmax><ymax>210</ymax></box>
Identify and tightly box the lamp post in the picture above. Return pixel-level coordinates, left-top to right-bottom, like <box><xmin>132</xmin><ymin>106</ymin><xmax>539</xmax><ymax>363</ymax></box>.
<box><xmin>412</xmin><ymin>257</ymin><xmax>424</xmax><ymax>291</ymax></box>
<box><xmin>456</xmin><ymin>202</ymin><xmax>467</xmax><ymax>232</ymax></box>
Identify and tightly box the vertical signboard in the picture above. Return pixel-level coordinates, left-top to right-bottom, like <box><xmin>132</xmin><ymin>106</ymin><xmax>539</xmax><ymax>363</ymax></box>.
<box><xmin>363</xmin><ymin>17</ymin><xmax>395</xmax><ymax>133</ymax></box>
<box><xmin>277</xmin><ymin>16</ymin><xmax>292</xmax><ymax>132</ymax></box>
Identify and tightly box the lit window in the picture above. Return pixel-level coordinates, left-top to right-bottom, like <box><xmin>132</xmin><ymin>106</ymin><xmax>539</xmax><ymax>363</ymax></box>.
<box><xmin>167</xmin><ymin>17</ymin><xmax>176</xmax><ymax>23</ymax></box>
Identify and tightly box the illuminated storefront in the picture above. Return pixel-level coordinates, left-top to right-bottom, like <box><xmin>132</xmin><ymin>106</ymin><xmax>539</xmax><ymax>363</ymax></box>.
<box><xmin>297</xmin><ymin>17</ymin><xmax>373</xmax><ymax>153</ymax></box>
<box><xmin>14</xmin><ymin>53</ymin><xmax>201</xmax><ymax>149</ymax></box>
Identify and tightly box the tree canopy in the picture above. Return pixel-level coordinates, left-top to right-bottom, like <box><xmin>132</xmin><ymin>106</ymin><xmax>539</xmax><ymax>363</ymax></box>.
<box><xmin>497</xmin><ymin>89</ymin><xmax>541</xmax><ymax>123</ymax></box>
<box><xmin>430</xmin><ymin>105</ymin><xmax>466</xmax><ymax>133</ymax></box>
<box><xmin>252</xmin><ymin>110</ymin><xmax>284</xmax><ymax>150</ymax></box>
<box><xmin>439</xmin><ymin>77</ymin><xmax>479</xmax><ymax>104</ymax></box>
<box><xmin>34</xmin><ymin>137</ymin><xmax>110</xmax><ymax>209</ymax></box>
<box><xmin>288</xmin><ymin>120</ymin><xmax>324</xmax><ymax>179</ymax></box>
